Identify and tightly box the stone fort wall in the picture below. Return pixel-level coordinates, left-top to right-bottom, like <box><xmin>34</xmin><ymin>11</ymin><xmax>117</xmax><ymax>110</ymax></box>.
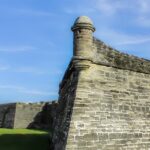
<box><xmin>0</xmin><ymin>101</ymin><xmax>57</xmax><ymax>129</ymax></box>
<box><xmin>51</xmin><ymin>16</ymin><xmax>150</xmax><ymax>150</ymax></box>
<box><xmin>14</xmin><ymin>102</ymin><xmax>46</xmax><ymax>129</ymax></box>
<box><xmin>0</xmin><ymin>103</ymin><xmax>16</xmax><ymax>128</ymax></box>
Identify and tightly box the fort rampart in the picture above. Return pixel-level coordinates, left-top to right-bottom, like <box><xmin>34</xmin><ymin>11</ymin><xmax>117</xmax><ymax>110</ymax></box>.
<box><xmin>0</xmin><ymin>101</ymin><xmax>57</xmax><ymax>129</ymax></box>
<box><xmin>51</xmin><ymin>16</ymin><xmax>150</xmax><ymax>150</ymax></box>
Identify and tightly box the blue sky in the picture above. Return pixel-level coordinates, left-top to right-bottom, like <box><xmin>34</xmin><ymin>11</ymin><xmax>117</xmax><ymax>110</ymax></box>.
<box><xmin>0</xmin><ymin>0</ymin><xmax>150</xmax><ymax>103</ymax></box>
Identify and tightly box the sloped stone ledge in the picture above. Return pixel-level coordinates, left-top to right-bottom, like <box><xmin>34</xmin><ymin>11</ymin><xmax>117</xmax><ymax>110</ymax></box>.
<box><xmin>93</xmin><ymin>38</ymin><xmax>150</xmax><ymax>74</ymax></box>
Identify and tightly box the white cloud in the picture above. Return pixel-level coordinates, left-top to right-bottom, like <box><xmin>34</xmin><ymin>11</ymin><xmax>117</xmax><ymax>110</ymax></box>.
<box><xmin>0</xmin><ymin>6</ymin><xmax>54</xmax><ymax>17</ymax></box>
<box><xmin>64</xmin><ymin>0</ymin><xmax>138</xmax><ymax>17</ymax></box>
<box><xmin>14</xmin><ymin>67</ymin><xmax>63</xmax><ymax>75</ymax></box>
<box><xmin>94</xmin><ymin>0</ymin><xmax>150</xmax><ymax>15</ymax></box>
<box><xmin>15</xmin><ymin>67</ymin><xmax>46</xmax><ymax>75</ymax></box>
<box><xmin>64</xmin><ymin>0</ymin><xmax>122</xmax><ymax>16</ymax></box>
<box><xmin>137</xmin><ymin>0</ymin><xmax>150</xmax><ymax>14</ymax></box>
<box><xmin>64</xmin><ymin>7</ymin><xmax>95</xmax><ymax>14</ymax></box>
<box><xmin>0</xmin><ymin>65</ymin><xmax>9</xmax><ymax>71</ymax></box>
<box><xmin>90</xmin><ymin>0</ymin><xmax>137</xmax><ymax>16</ymax></box>
<box><xmin>96</xmin><ymin>28</ymin><xmax>150</xmax><ymax>46</ymax></box>
<box><xmin>17</xmin><ymin>9</ymin><xmax>53</xmax><ymax>17</ymax></box>
<box><xmin>0</xmin><ymin>63</ymin><xmax>63</xmax><ymax>75</ymax></box>
<box><xmin>95</xmin><ymin>0</ymin><xmax>122</xmax><ymax>15</ymax></box>
<box><xmin>0</xmin><ymin>85</ymin><xmax>24</xmax><ymax>91</ymax></box>
<box><xmin>95</xmin><ymin>28</ymin><xmax>150</xmax><ymax>59</ymax></box>
<box><xmin>116</xmin><ymin>37</ymin><xmax>150</xmax><ymax>46</ymax></box>
<box><xmin>0</xmin><ymin>6</ymin><xmax>53</xmax><ymax>17</ymax></box>
<box><xmin>134</xmin><ymin>0</ymin><xmax>150</xmax><ymax>27</ymax></box>
<box><xmin>0</xmin><ymin>46</ymin><xmax>35</xmax><ymax>52</ymax></box>
<box><xmin>64</xmin><ymin>0</ymin><xmax>150</xmax><ymax>28</ymax></box>
<box><xmin>0</xmin><ymin>85</ymin><xmax>56</xmax><ymax>96</ymax></box>
<box><xmin>23</xmin><ymin>89</ymin><xmax>57</xmax><ymax>96</ymax></box>
<box><xmin>136</xmin><ymin>16</ymin><xmax>150</xmax><ymax>27</ymax></box>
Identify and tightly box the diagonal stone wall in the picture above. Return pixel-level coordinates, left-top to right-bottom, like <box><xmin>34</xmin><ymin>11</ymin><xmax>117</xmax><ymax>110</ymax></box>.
<box><xmin>65</xmin><ymin>62</ymin><xmax>150</xmax><ymax>149</ymax></box>
<box><xmin>51</xmin><ymin>62</ymin><xmax>80</xmax><ymax>150</ymax></box>
<box><xmin>51</xmin><ymin>16</ymin><xmax>150</xmax><ymax>150</ymax></box>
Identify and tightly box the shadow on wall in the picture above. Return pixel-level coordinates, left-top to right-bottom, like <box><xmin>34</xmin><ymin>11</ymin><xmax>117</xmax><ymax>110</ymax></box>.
<box><xmin>0</xmin><ymin>104</ymin><xmax>16</xmax><ymax>128</ymax></box>
<box><xmin>1</xmin><ymin>108</ymin><xmax>10</xmax><ymax>128</ymax></box>
<box><xmin>27</xmin><ymin>102</ymin><xmax>58</xmax><ymax>130</ymax></box>
<box><xmin>50</xmin><ymin>69</ymin><xmax>80</xmax><ymax>150</ymax></box>
<box><xmin>0</xmin><ymin>134</ymin><xmax>50</xmax><ymax>150</ymax></box>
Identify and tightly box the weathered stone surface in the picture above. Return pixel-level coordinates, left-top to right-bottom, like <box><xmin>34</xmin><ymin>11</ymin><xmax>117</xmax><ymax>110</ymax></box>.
<box><xmin>92</xmin><ymin>38</ymin><xmax>150</xmax><ymax>74</ymax></box>
<box><xmin>0</xmin><ymin>103</ymin><xmax>16</xmax><ymax>128</ymax></box>
<box><xmin>51</xmin><ymin>68</ymin><xmax>79</xmax><ymax>150</ymax></box>
<box><xmin>28</xmin><ymin>101</ymin><xmax>58</xmax><ymax>129</ymax></box>
<box><xmin>64</xmin><ymin>64</ymin><xmax>150</xmax><ymax>149</ymax></box>
<box><xmin>51</xmin><ymin>16</ymin><xmax>150</xmax><ymax>150</ymax></box>
<box><xmin>73</xmin><ymin>16</ymin><xmax>94</xmax><ymax>26</ymax></box>
<box><xmin>0</xmin><ymin>101</ymin><xmax>58</xmax><ymax>129</ymax></box>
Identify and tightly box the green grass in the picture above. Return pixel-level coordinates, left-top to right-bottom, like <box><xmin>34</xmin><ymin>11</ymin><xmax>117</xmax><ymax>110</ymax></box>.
<box><xmin>0</xmin><ymin>129</ymin><xmax>50</xmax><ymax>150</ymax></box>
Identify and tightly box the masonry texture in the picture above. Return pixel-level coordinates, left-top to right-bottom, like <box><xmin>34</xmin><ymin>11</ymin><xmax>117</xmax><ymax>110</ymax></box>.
<box><xmin>0</xmin><ymin>101</ymin><xmax>57</xmax><ymax>129</ymax></box>
<box><xmin>51</xmin><ymin>16</ymin><xmax>150</xmax><ymax>150</ymax></box>
<box><xmin>0</xmin><ymin>103</ymin><xmax>16</xmax><ymax>128</ymax></box>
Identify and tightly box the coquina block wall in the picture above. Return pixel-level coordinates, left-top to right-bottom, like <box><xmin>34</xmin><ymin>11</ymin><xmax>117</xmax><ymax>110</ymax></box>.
<box><xmin>0</xmin><ymin>103</ymin><xmax>16</xmax><ymax>128</ymax></box>
<box><xmin>14</xmin><ymin>102</ymin><xmax>46</xmax><ymax>129</ymax></box>
<box><xmin>51</xmin><ymin>16</ymin><xmax>150</xmax><ymax>150</ymax></box>
<box><xmin>14</xmin><ymin>101</ymin><xmax>58</xmax><ymax>129</ymax></box>
<box><xmin>0</xmin><ymin>101</ymin><xmax>57</xmax><ymax>129</ymax></box>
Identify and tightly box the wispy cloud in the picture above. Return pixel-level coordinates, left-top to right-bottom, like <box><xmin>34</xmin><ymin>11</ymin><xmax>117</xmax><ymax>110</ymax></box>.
<box><xmin>137</xmin><ymin>0</ymin><xmax>150</xmax><ymax>14</ymax></box>
<box><xmin>133</xmin><ymin>0</ymin><xmax>150</xmax><ymax>27</ymax></box>
<box><xmin>0</xmin><ymin>64</ymin><xmax>63</xmax><ymax>75</ymax></box>
<box><xmin>0</xmin><ymin>5</ymin><xmax>54</xmax><ymax>17</ymax></box>
<box><xmin>96</xmin><ymin>27</ymin><xmax>150</xmax><ymax>59</ymax></box>
<box><xmin>136</xmin><ymin>16</ymin><xmax>150</xmax><ymax>27</ymax></box>
<box><xmin>94</xmin><ymin>0</ymin><xmax>150</xmax><ymax>16</ymax></box>
<box><xmin>116</xmin><ymin>37</ymin><xmax>150</xmax><ymax>46</ymax></box>
<box><xmin>64</xmin><ymin>0</ymin><xmax>150</xmax><ymax>29</ymax></box>
<box><xmin>0</xmin><ymin>85</ymin><xmax>24</xmax><ymax>91</ymax></box>
<box><xmin>14</xmin><ymin>67</ymin><xmax>63</xmax><ymax>75</ymax></box>
<box><xmin>94</xmin><ymin>0</ymin><xmax>125</xmax><ymax>15</ymax></box>
<box><xmin>15</xmin><ymin>67</ymin><xmax>46</xmax><ymax>75</ymax></box>
<box><xmin>0</xmin><ymin>85</ymin><xmax>57</xmax><ymax>96</ymax></box>
<box><xmin>65</xmin><ymin>0</ymin><xmax>150</xmax><ymax>29</ymax></box>
<box><xmin>64</xmin><ymin>0</ymin><xmax>136</xmax><ymax>17</ymax></box>
<box><xmin>17</xmin><ymin>9</ymin><xmax>53</xmax><ymax>17</ymax></box>
<box><xmin>0</xmin><ymin>46</ymin><xmax>35</xmax><ymax>52</ymax></box>
<box><xmin>96</xmin><ymin>28</ymin><xmax>150</xmax><ymax>46</ymax></box>
<box><xmin>23</xmin><ymin>89</ymin><xmax>57</xmax><ymax>96</ymax></box>
<box><xmin>64</xmin><ymin>7</ymin><xmax>95</xmax><ymax>14</ymax></box>
<box><xmin>0</xmin><ymin>65</ymin><xmax>9</xmax><ymax>71</ymax></box>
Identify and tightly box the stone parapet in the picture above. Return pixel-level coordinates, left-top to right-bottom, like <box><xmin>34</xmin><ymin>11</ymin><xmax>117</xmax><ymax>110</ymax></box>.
<box><xmin>93</xmin><ymin>38</ymin><xmax>150</xmax><ymax>74</ymax></box>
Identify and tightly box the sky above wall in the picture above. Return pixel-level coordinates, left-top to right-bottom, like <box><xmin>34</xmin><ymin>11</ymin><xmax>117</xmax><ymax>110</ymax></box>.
<box><xmin>0</xmin><ymin>0</ymin><xmax>150</xmax><ymax>103</ymax></box>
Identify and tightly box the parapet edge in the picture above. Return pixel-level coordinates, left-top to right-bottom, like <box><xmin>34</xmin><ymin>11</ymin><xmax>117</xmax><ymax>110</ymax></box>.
<box><xmin>93</xmin><ymin>37</ymin><xmax>150</xmax><ymax>74</ymax></box>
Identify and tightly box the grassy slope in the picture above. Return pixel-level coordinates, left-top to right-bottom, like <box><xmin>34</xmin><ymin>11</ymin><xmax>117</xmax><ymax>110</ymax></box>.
<box><xmin>0</xmin><ymin>129</ymin><xmax>50</xmax><ymax>150</ymax></box>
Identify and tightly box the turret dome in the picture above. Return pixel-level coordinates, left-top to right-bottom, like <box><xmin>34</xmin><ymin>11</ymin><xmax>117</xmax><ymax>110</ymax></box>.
<box><xmin>72</xmin><ymin>16</ymin><xmax>95</xmax><ymax>32</ymax></box>
<box><xmin>74</xmin><ymin>16</ymin><xmax>93</xmax><ymax>25</ymax></box>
